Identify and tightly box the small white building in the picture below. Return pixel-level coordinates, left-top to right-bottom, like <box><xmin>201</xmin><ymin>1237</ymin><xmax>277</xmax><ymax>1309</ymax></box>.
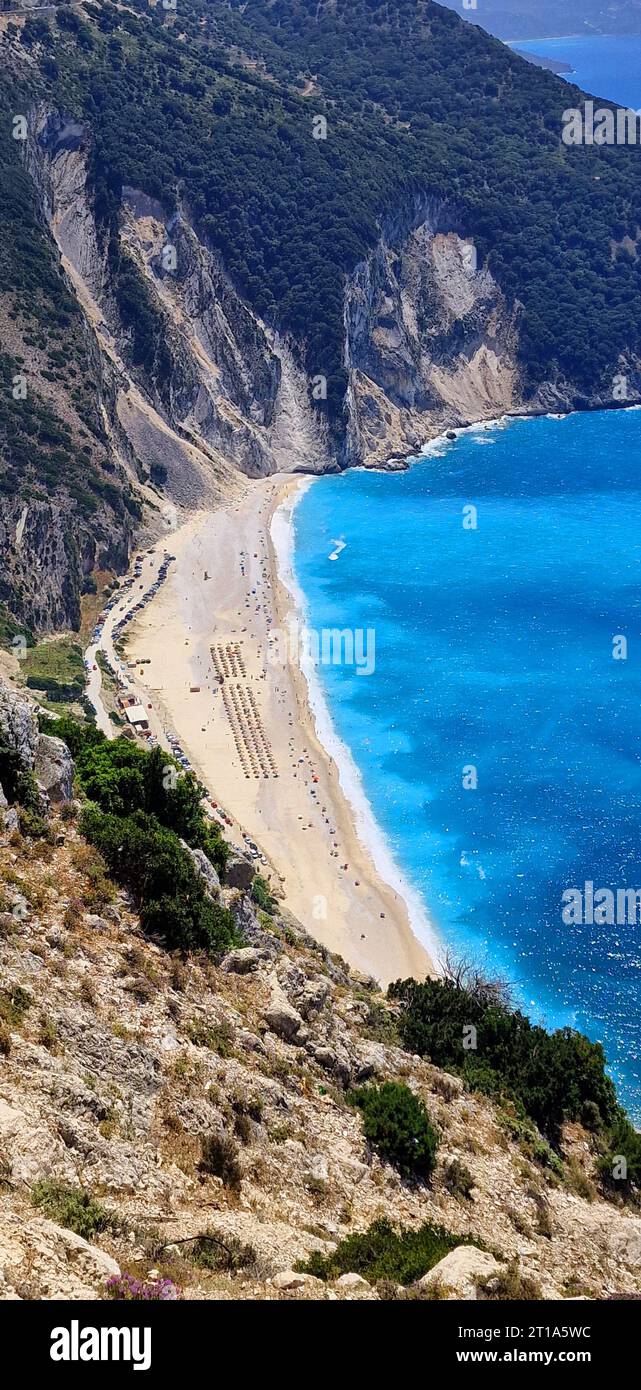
<box><xmin>124</xmin><ymin>704</ymin><xmax>149</xmax><ymax>728</ymax></box>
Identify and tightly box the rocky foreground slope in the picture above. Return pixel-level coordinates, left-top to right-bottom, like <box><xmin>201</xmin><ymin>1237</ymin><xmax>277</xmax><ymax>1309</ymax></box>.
<box><xmin>1</xmin><ymin>680</ymin><xmax>641</xmax><ymax>1302</ymax></box>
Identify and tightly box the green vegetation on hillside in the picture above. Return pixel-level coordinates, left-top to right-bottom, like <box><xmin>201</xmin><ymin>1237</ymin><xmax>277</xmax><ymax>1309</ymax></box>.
<box><xmin>389</xmin><ymin>970</ymin><xmax>641</xmax><ymax>1195</ymax></box>
<box><xmin>0</xmin><ymin>71</ymin><xmax>141</xmax><ymax>632</ymax></box>
<box><xmin>0</xmin><ymin>83</ymin><xmax>135</xmax><ymax>516</ymax></box>
<box><xmin>80</xmin><ymin>805</ymin><xmax>236</xmax><ymax>954</ymax></box>
<box><xmin>2</xmin><ymin>0</ymin><xmax>641</xmax><ymax>632</ymax></box>
<box><xmin>23</xmin><ymin>637</ymin><xmax>86</xmax><ymax>703</ymax></box>
<box><xmin>4</xmin><ymin>0</ymin><xmax>641</xmax><ymax>425</ymax></box>
<box><xmin>31</xmin><ymin>1180</ymin><xmax>122</xmax><ymax>1240</ymax></box>
<box><xmin>299</xmin><ymin>1216</ymin><xmax>464</xmax><ymax>1284</ymax></box>
<box><xmin>40</xmin><ymin>714</ymin><xmax>236</xmax><ymax>955</ymax></box>
<box><xmin>48</xmin><ymin>717</ymin><xmax>228</xmax><ymax>871</ymax></box>
<box><xmin>348</xmin><ymin>1080</ymin><xmax>439</xmax><ymax>1180</ymax></box>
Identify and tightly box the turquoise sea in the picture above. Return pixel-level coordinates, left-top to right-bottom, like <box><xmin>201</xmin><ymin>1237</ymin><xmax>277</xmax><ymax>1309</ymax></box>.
<box><xmin>291</xmin><ymin>410</ymin><xmax>641</xmax><ymax>1116</ymax></box>
<box><xmin>289</xmin><ymin>32</ymin><xmax>641</xmax><ymax>1119</ymax></box>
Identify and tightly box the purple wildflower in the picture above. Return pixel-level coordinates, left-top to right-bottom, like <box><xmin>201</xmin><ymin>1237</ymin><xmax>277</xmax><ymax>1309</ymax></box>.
<box><xmin>106</xmin><ymin>1272</ymin><xmax>181</xmax><ymax>1301</ymax></box>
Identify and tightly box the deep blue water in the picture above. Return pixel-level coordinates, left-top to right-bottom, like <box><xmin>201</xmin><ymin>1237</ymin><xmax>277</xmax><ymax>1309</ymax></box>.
<box><xmin>512</xmin><ymin>35</ymin><xmax>641</xmax><ymax>108</ymax></box>
<box><xmin>293</xmin><ymin>410</ymin><xmax>641</xmax><ymax>1115</ymax></box>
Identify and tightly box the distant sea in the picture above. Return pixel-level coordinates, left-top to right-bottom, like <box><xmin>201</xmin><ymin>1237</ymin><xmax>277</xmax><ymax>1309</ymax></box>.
<box><xmin>287</xmin><ymin>37</ymin><xmax>641</xmax><ymax>1119</ymax></box>
<box><xmin>512</xmin><ymin>35</ymin><xmax>641</xmax><ymax>108</ymax></box>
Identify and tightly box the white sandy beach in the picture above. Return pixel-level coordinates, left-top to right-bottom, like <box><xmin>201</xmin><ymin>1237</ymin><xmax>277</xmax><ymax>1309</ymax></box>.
<box><xmin>121</xmin><ymin>474</ymin><xmax>435</xmax><ymax>985</ymax></box>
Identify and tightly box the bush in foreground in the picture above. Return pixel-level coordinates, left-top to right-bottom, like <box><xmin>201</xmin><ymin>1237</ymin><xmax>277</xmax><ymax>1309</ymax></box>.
<box><xmin>389</xmin><ymin>968</ymin><xmax>641</xmax><ymax>1196</ymax></box>
<box><xmin>348</xmin><ymin>1081</ymin><xmax>438</xmax><ymax>1180</ymax></box>
<box><xmin>31</xmin><ymin>1181</ymin><xmax>120</xmax><ymax>1241</ymax></box>
<box><xmin>80</xmin><ymin>806</ymin><xmax>237</xmax><ymax>957</ymax></box>
<box><xmin>299</xmin><ymin>1218</ymin><xmax>463</xmax><ymax>1286</ymax></box>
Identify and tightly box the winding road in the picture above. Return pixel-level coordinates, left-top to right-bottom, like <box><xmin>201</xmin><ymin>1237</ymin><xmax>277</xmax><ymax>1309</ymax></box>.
<box><xmin>83</xmin><ymin>547</ymin><xmax>171</xmax><ymax>741</ymax></box>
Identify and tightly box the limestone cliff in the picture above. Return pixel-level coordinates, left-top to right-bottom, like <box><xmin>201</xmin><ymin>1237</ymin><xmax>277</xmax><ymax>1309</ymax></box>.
<box><xmin>27</xmin><ymin>110</ymin><xmax>641</xmax><ymax>494</ymax></box>
<box><xmin>4</xmin><ymin>102</ymin><xmax>641</xmax><ymax>636</ymax></box>
<box><xmin>30</xmin><ymin>110</ymin><xmax>334</xmax><ymax>490</ymax></box>
<box><xmin>343</xmin><ymin>196</ymin><xmax>641</xmax><ymax>467</ymax></box>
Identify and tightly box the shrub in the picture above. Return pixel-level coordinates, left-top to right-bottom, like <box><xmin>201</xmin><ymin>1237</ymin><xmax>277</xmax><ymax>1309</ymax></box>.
<box><xmin>0</xmin><ymin>986</ymin><xmax>31</xmax><ymax>1030</ymax></box>
<box><xmin>18</xmin><ymin>806</ymin><xmax>51</xmax><ymax>840</ymax></box>
<box><xmin>44</xmin><ymin>719</ymin><xmax>228</xmax><ymax>876</ymax></box>
<box><xmin>71</xmin><ymin>841</ymin><xmax>115</xmax><ymax>908</ymax></box>
<box><xmin>188</xmin><ymin>1230</ymin><xmax>257</xmax><ymax>1273</ymax></box>
<box><xmin>46</xmin><ymin>715</ymin><xmax>237</xmax><ymax>957</ymax></box>
<box><xmin>80</xmin><ymin>806</ymin><xmax>237</xmax><ymax>957</ymax></box>
<box><xmin>361</xmin><ymin>998</ymin><xmax>399</xmax><ymax>1046</ymax></box>
<box><xmin>250</xmin><ymin>875</ymin><xmax>276</xmax><ymax>914</ymax></box>
<box><xmin>199</xmin><ymin>1133</ymin><xmax>242</xmax><ymax>1190</ymax></box>
<box><xmin>348</xmin><ymin>1081</ymin><xmax>438</xmax><ymax>1180</ymax></box>
<box><xmin>233</xmin><ymin>1112</ymin><xmax>252</xmax><ymax>1145</ymax></box>
<box><xmin>443</xmin><ymin>1158</ymin><xmax>475</xmax><ymax>1200</ymax></box>
<box><xmin>186</xmin><ymin>1018</ymin><xmax>235</xmax><ymax>1056</ymax></box>
<box><xmin>299</xmin><ymin>1217</ymin><xmax>463</xmax><ymax>1286</ymax></box>
<box><xmin>597</xmin><ymin>1111</ymin><xmax>641</xmax><ymax>1195</ymax></box>
<box><xmin>31</xmin><ymin>1181</ymin><xmax>120</xmax><ymax>1240</ymax></box>
<box><xmin>478</xmin><ymin>1259</ymin><xmax>543</xmax><ymax>1301</ymax></box>
<box><xmin>38</xmin><ymin>1014</ymin><xmax>58</xmax><ymax>1052</ymax></box>
<box><xmin>389</xmin><ymin>970</ymin><xmax>620</xmax><ymax>1146</ymax></box>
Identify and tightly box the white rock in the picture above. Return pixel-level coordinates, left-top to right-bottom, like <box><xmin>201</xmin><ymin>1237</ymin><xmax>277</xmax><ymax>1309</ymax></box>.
<box><xmin>336</xmin><ymin>1272</ymin><xmax>369</xmax><ymax>1288</ymax></box>
<box><xmin>416</xmin><ymin>1246</ymin><xmax>502</xmax><ymax>1300</ymax></box>
<box><xmin>34</xmin><ymin>735</ymin><xmax>74</xmax><ymax>804</ymax></box>
<box><xmin>223</xmin><ymin>947</ymin><xmax>261</xmax><ymax>974</ymax></box>
<box><xmin>271</xmin><ymin>1270</ymin><xmax>320</xmax><ymax>1290</ymax></box>
<box><xmin>305</xmin><ymin>1155</ymin><xmax>329</xmax><ymax>1186</ymax></box>
<box><xmin>265</xmin><ymin>974</ymin><xmax>304</xmax><ymax>1040</ymax></box>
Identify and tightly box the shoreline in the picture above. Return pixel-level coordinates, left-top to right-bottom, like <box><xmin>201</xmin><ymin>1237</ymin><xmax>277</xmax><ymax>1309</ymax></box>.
<box><xmin>122</xmin><ymin>474</ymin><xmax>434</xmax><ymax>987</ymax></box>
<box><xmin>109</xmin><ymin>403</ymin><xmax>641</xmax><ymax>988</ymax></box>
<box><xmin>270</xmin><ymin>478</ymin><xmax>443</xmax><ymax>970</ymax></box>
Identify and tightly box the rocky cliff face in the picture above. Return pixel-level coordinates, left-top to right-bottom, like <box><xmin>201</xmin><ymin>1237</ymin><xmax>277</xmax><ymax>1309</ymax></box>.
<box><xmin>343</xmin><ymin>195</ymin><xmax>641</xmax><ymax>467</ymax></box>
<box><xmin>4</xmin><ymin>97</ymin><xmax>641</xmax><ymax>636</ymax></box>
<box><xmin>29</xmin><ymin>110</ymin><xmax>334</xmax><ymax>492</ymax></box>
<box><xmin>0</xmin><ymin>679</ymin><xmax>73</xmax><ymax>827</ymax></box>
<box><xmin>0</xmin><ymin>105</ymin><xmax>137</xmax><ymax>637</ymax></box>
<box><xmin>29</xmin><ymin>109</ymin><xmax>641</xmax><ymax>496</ymax></box>
<box><xmin>343</xmin><ymin>197</ymin><xmax>521</xmax><ymax>465</ymax></box>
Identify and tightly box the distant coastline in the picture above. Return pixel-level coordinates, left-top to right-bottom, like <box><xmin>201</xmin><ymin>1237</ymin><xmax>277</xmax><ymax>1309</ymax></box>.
<box><xmin>511</xmin><ymin>45</ymin><xmax>574</xmax><ymax>74</ymax></box>
<box><xmin>506</xmin><ymin>32</ymin><xmax>641</xmax><ymax>112</ymax></box>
